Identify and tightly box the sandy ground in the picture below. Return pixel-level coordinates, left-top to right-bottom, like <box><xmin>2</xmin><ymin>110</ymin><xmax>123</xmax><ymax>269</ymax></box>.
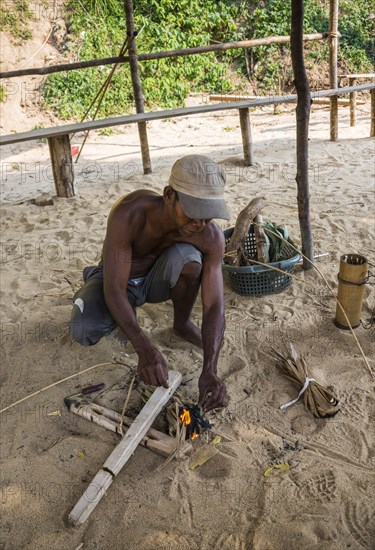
<box><xmin>0</xmin><ymin>101</ymin><xmax>374</xmax><ymax>550</ymax></box>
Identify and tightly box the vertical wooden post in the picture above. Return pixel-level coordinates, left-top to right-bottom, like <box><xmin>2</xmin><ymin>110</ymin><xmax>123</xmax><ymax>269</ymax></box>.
<box><xmin>238</xmin><ymin>108</ymin><xmax>254</xmax><ymax>166</ymax></box>
<box><xmin>124</xmin><ymin>0</ymin><xmax>152</xmax><ymax>174</ymax></box>
<box><xmin>291</xmin><ymin>0</ymin><xmax>314</xmax><ymax>269</ymax></box>
<box><xmin>349</xmin><ymin>77</ymin><xmax>356</xmax><ymax>126</ymax></box>
<box><xmin>47</xmin><ymin>135</ymin><xmax>75</xmax><ymax>197</ymax></box>
<box><xmin>370</xmin><ymin>88</ymin><xmax>375</xmax><ymax>137</ymax></box>
<box><xmin>329</xmin><ymin>0</ymin><xmax>339</xmax><ymax>141</ymax></box>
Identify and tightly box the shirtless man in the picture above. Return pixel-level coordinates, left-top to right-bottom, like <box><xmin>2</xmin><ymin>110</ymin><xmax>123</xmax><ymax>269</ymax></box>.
<box><xmin>70</xmin><ymin>155</ymin><xmax>229</xmax><ymax>411</ymax></box>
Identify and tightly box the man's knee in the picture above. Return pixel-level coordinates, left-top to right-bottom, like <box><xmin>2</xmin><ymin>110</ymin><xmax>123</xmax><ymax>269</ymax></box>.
<box><xmin>69</xmin><ymin>306</ymin><xmax>114</xmax><ymax>346</ymax></box>
<box><xmin>180</xmin><ymin>260</ymin><xmax>202</xmax><ymax>281</ymax></box>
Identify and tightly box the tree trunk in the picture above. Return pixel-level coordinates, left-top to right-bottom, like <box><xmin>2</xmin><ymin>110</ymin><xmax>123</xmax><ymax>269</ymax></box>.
<box><xmin>290</xmin><ymin>0</ymin><xmax>314</xmax><ymax>269</ymax></box>
<box><xmin>124</xmin><ymin>0</ymin><xmax>152</xmax><ymax>174</ymax></box>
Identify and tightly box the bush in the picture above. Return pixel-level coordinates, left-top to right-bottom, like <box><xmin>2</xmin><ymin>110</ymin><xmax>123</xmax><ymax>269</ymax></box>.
<box><xmin>43</xmin><ymin>0</ymin><xmax>373</xmax><ymax>119</ymax></box>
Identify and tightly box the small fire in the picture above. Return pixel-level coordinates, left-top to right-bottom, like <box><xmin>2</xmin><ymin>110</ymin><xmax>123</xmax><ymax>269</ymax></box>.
<box><xmin>179</xmin><ymin>409</ymin><xmax>191</xmax><ymax>425</ymax></box>
<box><xmin>191</xmin><ymin>432</ymin><xmax>199</xmax><ymax>440</ymax></box>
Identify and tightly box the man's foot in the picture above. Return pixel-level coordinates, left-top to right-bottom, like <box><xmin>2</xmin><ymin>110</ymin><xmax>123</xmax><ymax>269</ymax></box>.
<box><xmin>173</xmin><ymin>320</ymin><xmax>203</xmax><ymax>348</ymax></box>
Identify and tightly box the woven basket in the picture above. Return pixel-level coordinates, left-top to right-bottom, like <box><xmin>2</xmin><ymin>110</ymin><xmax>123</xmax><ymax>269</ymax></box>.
<box><xmin>222</xmin><ymin>226</ymin><xmax>301</xmax><ymax>296</ymax></box>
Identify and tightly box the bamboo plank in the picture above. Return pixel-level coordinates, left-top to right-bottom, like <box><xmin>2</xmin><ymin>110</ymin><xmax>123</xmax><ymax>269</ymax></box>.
<box><xmin>1</xmin><ymin>84</ymin><xmax>373</xmax><ymax>147</ymax></box>
<box><xmin>68</xmin><ymin>370</ymin><xmax>181</xmax><ymax>526</ymax></box>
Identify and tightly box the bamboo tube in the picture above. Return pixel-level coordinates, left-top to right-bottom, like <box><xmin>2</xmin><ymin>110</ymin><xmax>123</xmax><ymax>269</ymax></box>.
<box><xmin>335</xmin><ymin>254</ymin><xmax>368</xmax><ymax>329</ymax></box>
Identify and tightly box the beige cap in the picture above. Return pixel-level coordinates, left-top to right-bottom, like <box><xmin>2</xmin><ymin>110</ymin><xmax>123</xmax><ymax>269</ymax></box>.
<box><xmin>169</xmin><ymin>154</ymin><xmax>229</xmax><ymax>220</ymax></box>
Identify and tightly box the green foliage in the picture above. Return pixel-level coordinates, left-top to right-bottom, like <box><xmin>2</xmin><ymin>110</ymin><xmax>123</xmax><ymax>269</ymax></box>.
<box><xmin>43</xmin><ymin>0</ymin><xmax>373</xmax><ymax>119</ymax></box>
<box><xmin>238</xmin><ymin>0</ymin><xmax>373</xmax><ymax>91</ymax></box>
<box><xmin>44</xmin><ymin>0</ymin><xmax>240</xmax><ymax>119</ymax></box>
<box><xmin>0</xmin><ymin>0</ymin><xmax>34</xmax><ymax>42</ymax></box>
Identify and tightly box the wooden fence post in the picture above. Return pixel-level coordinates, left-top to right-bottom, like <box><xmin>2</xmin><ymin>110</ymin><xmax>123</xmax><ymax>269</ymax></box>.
<box><xmin>47</xmin><ymin>135</ymin><xmax>75</xmax><ymax>197</ymax></box>
<box><xmin>291</xmin><ymin>0</ymin><xmax>314</xmax><ymax>269</ymax></box>
<box><xmin>349</xmin><ymin>77</ymin><xmax>357</xmax><ymax>126</ymax></box>
<box><xmin>238</xmin><ymin>108</ymin><xmax>254</xmax><ymax>166</ymax></box>
<box><xmin>329</xmin><ymin>0</ymin><xmax>339</xmax><ymax>141</ymax></box>
<box><xmin>124</xmin><ymin>0</ymin><xmax>152</xmax><ymax>174</ymax></box>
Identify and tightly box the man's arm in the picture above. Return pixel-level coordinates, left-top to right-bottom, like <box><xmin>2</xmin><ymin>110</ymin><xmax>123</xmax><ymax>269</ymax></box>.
<box><xmin>102</xmin><ymin>205</ymin><xmax>168</xmax><ymax>387</ymax></box>
<box><xmin>198</xmin><ymin>224</ymin><xmax>227</xmax><ymax>411</ymax></box>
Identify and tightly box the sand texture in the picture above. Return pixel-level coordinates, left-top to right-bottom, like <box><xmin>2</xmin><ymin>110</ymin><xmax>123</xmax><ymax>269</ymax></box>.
<box><xmin>1</xmin><ymin>102</ymin><xmax>374</xmax><ymax>550</ymax></box>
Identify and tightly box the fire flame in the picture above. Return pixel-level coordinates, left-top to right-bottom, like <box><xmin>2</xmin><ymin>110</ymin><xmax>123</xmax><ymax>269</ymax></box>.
<box><xmin>179</xmin><ymin>409</ymin><xmax>191</xmax><ymax>425</ymax></box>
<box><xmin>191</xmin><ymin>432</ymin><xmax>199</xmax><ymax>440</ymax></box>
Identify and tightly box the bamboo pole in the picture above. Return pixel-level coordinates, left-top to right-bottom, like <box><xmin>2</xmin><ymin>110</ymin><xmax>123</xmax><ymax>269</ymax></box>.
<box><xmin>1</xmin><ymin>84</ymin><xmax>373</xmax><ymax>147</ymax></box>
<box><xmin>124</xmin><ymin>0</ymin><xmax>151</xmax><ymax>174</ymax></box>
<box><xmin>238</xmin><ymin>108</ymin><xmax>253</xmax><ymax>166</ymax></box>
<box><xmin>291</xmin><ymin>0</ymin><xmax>314</xmax><ymax>269</ymax></box>
<box><xmin>349</xmin><ymin>77</ymin><xmax>357</xmax><ymax>126</ymax></box>
<box><xmin>0</xmin><ymin>34</ymin><xmax>328</xmax><ymax>79</ymax></box>
<box><xmin>329</xmin><ymin>0</ymin><xmax>339</xmax><ymax>141</ymax></box>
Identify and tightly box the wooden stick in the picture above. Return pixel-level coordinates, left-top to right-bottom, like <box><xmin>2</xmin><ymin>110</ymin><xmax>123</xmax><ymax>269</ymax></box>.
<box><xmin>119</xmin><ymin>373</ymin><xmax>136</xmax><ymax>436</ymax></box>
<box><xmin>224</xmin><ymin>197</ymin><xmax>265</xmax><ymax>265</ymax></box>
<box><xmin>68</xmin><ymin>370</ymin><xmax>182</xmax><ymax>526</ymax></box>
<box><xmin>0</xmin><ymin>360</ymin><xmax>131</xmax><ymax>415</ymax></box>
<box><xmin>74</xmin><ymin>38</ymin><xmax>130</xmax><ymax>161</ymax></box>
<box><xmin>329</xmin><ymin>0</ymin><xmax>339</xmax><ymax>141</ymax></box>
<box><xmin>65</xmin><ymin>397</ymin><xmax>179</xmax><ymax>456</ymax></box>
<box><xmin>47</xmin><ymin>135</ymin><xmax>75</xmax><ymax>197</ymax></box>
<box><xmin>124</xmin><ymin>0</ymin><xmax>152</xmax><ymax>175</ymax></box>
<box><xmin>349</xmin><ymin>77</ymin><xmax>357</xmax><ymax>126</ymax></box>
<box><xmin>210</xmin><ymin>94</ymin><xmax>365</xmax><ymax>106</ymax></box>
<box><xmin>291</xmin><ymin>0</ymin><xmax>314</xmax><ymax>268</ymax></box>
<box><xmin>238</xmin><ymin>108</ymin><xmax>253</xmax><ymax>166</ymax></box>
<box><xmin>253</xmin><ymin>214</ymin><xmax>265</xmax><ymax>262</ymax></box>
<box><xmin>371</xmin><ymin>88</ymin><xmax>375</xmax><ymax>138</ymax></box>
<box><xmin>0</xmin><ymin>34</ymin><xmax>329</xmax><ymax>80</ymax></box>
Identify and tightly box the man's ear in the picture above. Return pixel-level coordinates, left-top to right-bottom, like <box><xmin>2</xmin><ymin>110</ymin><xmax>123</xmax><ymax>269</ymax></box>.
<box><xmin>163</xmin><ymin>186</ymin><xmax>175</xmax><ymax>203</ymax></box>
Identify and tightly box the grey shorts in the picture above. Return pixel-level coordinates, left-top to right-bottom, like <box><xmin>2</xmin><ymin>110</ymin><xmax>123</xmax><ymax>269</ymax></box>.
<box><xmin>69</xmin><ymin>243</ymin><xmax>202</xmax><ymax>346</ymax></box>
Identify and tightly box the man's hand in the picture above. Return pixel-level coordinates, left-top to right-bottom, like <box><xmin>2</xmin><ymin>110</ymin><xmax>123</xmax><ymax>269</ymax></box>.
<box><xmin>198</xmin><ymin>371</ymin><xmax>227</xmax><ymax>412</ymax></box>
<box><xmin>137</xmin><ymin>346</ymin><xmax>169</xmax><ymax>388</ymax></box>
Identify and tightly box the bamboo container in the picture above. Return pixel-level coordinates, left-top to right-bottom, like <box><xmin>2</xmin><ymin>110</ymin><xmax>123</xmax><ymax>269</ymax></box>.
<box><xmin>335</xmin><ymin>254</ymin><xmax>368</xmax><ymax>329</ymax></box>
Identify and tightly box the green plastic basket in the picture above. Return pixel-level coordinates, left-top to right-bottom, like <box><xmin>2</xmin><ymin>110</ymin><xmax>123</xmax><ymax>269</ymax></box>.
<box><xmin>222</xmin><ymin>226</ymin><xmax>301</xmax><ymax>296</ymax></box>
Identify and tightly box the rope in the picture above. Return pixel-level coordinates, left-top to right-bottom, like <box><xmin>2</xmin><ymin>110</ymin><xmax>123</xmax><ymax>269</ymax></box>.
<box><xmin>280</xmin><ymin>376</ymin><xmax>316</xmax><ymax>410</ymax></box>
<box><xmin>0</xmin><ymin>360</ymin><xmax>131</xmax><ymax>415</ymax></box>
<box><xmin>252</xmin><ymin>222</ymin><xmax>373</xmax><ymax>379</ymax></box>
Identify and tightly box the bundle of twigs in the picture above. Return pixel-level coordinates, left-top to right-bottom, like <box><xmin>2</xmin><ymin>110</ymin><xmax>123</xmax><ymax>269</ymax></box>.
<box><xmin>272</xmin><ymin>343</ymin><xmax>340</xmax><ymax>418</ymax></box>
